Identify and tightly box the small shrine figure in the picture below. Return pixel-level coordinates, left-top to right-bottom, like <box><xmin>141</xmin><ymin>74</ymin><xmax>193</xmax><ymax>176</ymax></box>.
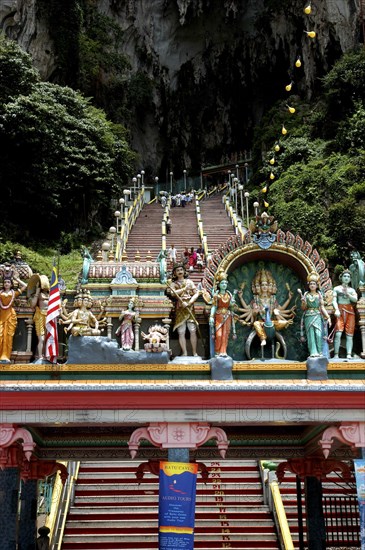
<box><xmin>332</xmin><ymin>269</ymin><xmax>358</xmax><ymax>359</ymax></box>
<box><xmin>65</xmin><ymin>290</ymin><xmax>100</xmax><ymax>336</ymax></box>
<box><xmin>116</xmin><ymin>298</ymin><xmax>137</xmax><ymax>351</ymax></box>
<box><xmin>236</xmin><ymin>269</ymin><xmax>295</xmax><ymax>347</ymax></box>
<box><xmin>167</xmin><ymin>264</ymin><xmax>201</xmax><ymax>357</ymax></box>
<box><xmin>298</xmin><ymin>272</ymin><xmax>331</xmax><ymax>357</ymax></box>
<box><xmin>0</xmin><ymin>271</ymin><xmax>27</xmax><ymax>362</ymax></box>
<box><xmin>27</xmin><ymin>274</ymin><xmax>50</xmax><ymax>359</ymax></box>
<box><xmin>141</xmin><ymin>324</ymin><xmax>169</xmax><ymax>352</ymax></box>
<box><xmin>209</xmin><ymin>271</ymin><xmax>236</xmax><ymax>357</ymax></box>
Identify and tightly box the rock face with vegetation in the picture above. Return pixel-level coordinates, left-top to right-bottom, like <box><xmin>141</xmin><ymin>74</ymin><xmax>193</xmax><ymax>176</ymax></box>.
<box><xmin>0</xmin><ymin>0</ymin><xmax>361</xmax><ymax>172</ymax></box>
<box><xmin>0</xmin><ymin>0</ymin><xmax>363</xmax><ymax>273</ymax></box>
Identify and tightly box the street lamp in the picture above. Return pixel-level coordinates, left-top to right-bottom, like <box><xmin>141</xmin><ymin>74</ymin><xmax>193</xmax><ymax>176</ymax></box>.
<box><xmin>154</xmin><ymin>176</ymin><xmax>159</xmax><ymax>195</ymax></box>
<box><xmin>169</xmin><ymin>171</ymin><xmax>173</xmax><ymax>194</ymax></box>
<box><xmin>183</xmin><ymin>169</ymin><xmax>187</xmax><ymax>190</ymax></box>
<box><xmin>233</xmin><ymin>177</ymin><xmax>238</xmax><ymax>213</ymax></box>
<box><xmin>245</xmin><ymin>192</ymin><xmax>250</xmax><ymax>227</ymax></box>
<box><xmin>132</xmin><ymin>177</ymin><xmax>137</xmax><ymax>196</ymax></box>
<box><xmin>141</xmin><ymin>170</ymin><xmax>145</xmax><ymax>186</ymax></box>
<box><xmin>253</xmin><ymin>200</ymin><xmax>259</xmax><ymax>217</ymax></box>
<box><xmin>238</xmin><ymin>184</ymin><xmax>244</xmax><ymax>221</ymax></box>
<box><xmin>137</xmin><ymin>173</ymin><xmax>141</xmax><ymax>190</ymax></box>
<box><xmin>244</xmin><ymin>162</ymin><xmax>249</xmax><ymax>184</ymax></box>
<box><xmin>114</xmin><ymin>210</ymin><xmax>121</xmax><ymax>233</ymax></box>
<box><xmin>236</xmin><ymin>164</ymin><xmax>239</xmax><ymax>179</ymax></box>
<box><xmin>102</xmin><ymin>241</ymin><xmax>110</xmax><ymax>262</ymax></box>
<box><xmin>109</xmin><ymin>226</ymin><xmax>116</xmax><ymax>252</ymax></box>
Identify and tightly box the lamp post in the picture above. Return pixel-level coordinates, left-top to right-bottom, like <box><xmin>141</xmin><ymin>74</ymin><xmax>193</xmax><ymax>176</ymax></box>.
<box><xmin>109</xmin><ymin>226</ymin><xmax>116</xmax><ymax>252</ymax></box>
<box><xmin>238</xmin><ymin>184</ymin><xmax>244</xmax><ymax>221</ymax></box>
<box><xmin>137</xmin><ymin>173</ymin><xmax>141</xmax><ymax>190</ymax></box>
<box><xmin>154</xmin><ymin>176</ymin><xmax>159</xmax><ymax>195</ymax></box>
<box><xmin>233</xmin><ymin>177</ymin><xmax>238</xmax><ymax>213</ymax></box>
<box><xmin>141</xmin><ymin>170</ymin><xmax>145</xmax><ymax>187</ymax></box>
<box><xmin>227</xmin><ymin>170</ymin><xmax>231</xmax><ymax>196</ymax></box>
<box><xmin>132</xmin><ymin>177</ymin><xmax>137</xmax><ymax>197</ymax></box>
<box><xmin>169</xmin><ymin>171</ymin><xmax>173</xmax><ymax>195</ymax></box>
<box><xmin>244</xmin><ymin>162</ymin><xmax>249</xmax><ymax>184</ymax></box>
<box><xmin>183</xmin><ymin>169</ymin><xmax>187</xmax><ymax>190</ymax></box>
<box><xmin>114</xmin><ymin>210</ymin><xmax>121</xmax><ymax>233</ymax></box>
<box><xmin>253</xmin><ymin>200</ymin><xmax>259</xmax><ymax>217</ymax></box>
<box><xmin>244</xmin><ymin>191</ymin><xmax>250</xmax><ymax>227</ymax></box>
<box><xmin>102</xmin><ymin>241</ymin><xmax>110</xmax><ymax>262</ymax></box>
<box><xmin>236</xmin><ymin>163</ymin><xmax>239</xmax><ymax>179</ymax></box>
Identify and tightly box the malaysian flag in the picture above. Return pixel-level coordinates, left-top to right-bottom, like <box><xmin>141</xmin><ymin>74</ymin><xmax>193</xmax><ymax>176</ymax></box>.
<box><xmin>45</xmin><ymin>263</ymin><xmax>61</xmax><ymax>363</ymax></box>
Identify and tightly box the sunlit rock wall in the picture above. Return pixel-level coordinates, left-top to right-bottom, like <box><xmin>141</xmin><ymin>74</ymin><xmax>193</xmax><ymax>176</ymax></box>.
<box><xmin>0</xmin><ymin>0</ymin><xmax>361</xmax><ymax>171</ymax></box>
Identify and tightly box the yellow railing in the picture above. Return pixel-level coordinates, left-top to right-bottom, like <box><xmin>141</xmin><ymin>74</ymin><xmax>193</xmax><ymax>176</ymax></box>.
<box><xmin>195</xmin><ymin>196</ymin><xmax>208</xmax><ymax>258</ymax></box>
<box><xmin>115</xmin><ymin>187</ymin><xmax>145</xmax><ymax>260</ymax></box>
<box><xmin>49</xmin><ymin>462</ymin><xmax>80</xmax><ymax>549</ymax></box>
<box><xmin>270</xmin><ymin>480</ymin><xmax>295</xmax><ymax>550</ymax></box>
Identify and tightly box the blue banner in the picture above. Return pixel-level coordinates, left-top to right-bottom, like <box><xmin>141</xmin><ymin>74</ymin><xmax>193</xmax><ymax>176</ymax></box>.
<box><xmin>159</xmin><ymin>461</ymin><xmax>198</xmax><ymax>550</ymax></box>
<box><xmin>354</xmin><ymin>459</ymin><xmax>365</xmax><ymax>550</ymax></box>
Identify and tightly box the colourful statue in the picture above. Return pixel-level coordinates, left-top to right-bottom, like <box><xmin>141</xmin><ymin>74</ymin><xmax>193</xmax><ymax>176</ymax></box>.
<box><xmin>298</xmin><ymin>272</ymin><xmax>331</xmax><ymax>357</ymax></box>
<box><xmin>209</xmin><ymin>272</ymin><xmax>236</xmax><ymax>357</ymax></box>
<box><xmin>81</xmin><ymin>247</ymin><xmax>93</xmax><ymax>285</ymax></box>
<box><xmin>156</xmin><ymin>249</ymin><xmax>168</xmax><ymax>284</ymax></box>
<box><xmin>65</xmin><ymin>291</ymin><xmax>100</xmax><ymax>336</ymax></box>
<box><xmin>167</xmin><ymin>264</ymin><xmax>201</xmax><ymax>356</ymax></box>
<box><xmin>116</xmin><ymin>299</ymin><xmax>137</xmax><ymax>351</ymax></box>
<box><xmin>332</xmin><ymin>269</ymin><xmax>358</xmax><ymax>359</ymax></box>
<box><xmin>27</xmin><ymin>274</ymin><xmax>50</xmax><ymax>359</ymax></box>
<box><xmin>236</xmin><ymin>268</ymin><xmax>295</xmax><ymax>347</ymax></box>
<box><xmin>0</xmin><ymin>274</ymin><xmax>27</xmax><ymax>362</ymax></box>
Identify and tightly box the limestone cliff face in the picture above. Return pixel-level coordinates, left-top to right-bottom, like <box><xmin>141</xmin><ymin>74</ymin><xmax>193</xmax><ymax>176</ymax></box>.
<box><xmin>0</xmin><ymin>0</ymin><xmax>361</xmax><ymax>174</ymax></box>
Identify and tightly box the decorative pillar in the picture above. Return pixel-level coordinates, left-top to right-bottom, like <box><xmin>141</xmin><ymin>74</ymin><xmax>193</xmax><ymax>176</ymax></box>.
<box><xmin>25</xmin><ymin>318</ymin><xmax>34</xmax><ymax>354</ymax></box>
<box><xmin>0</xmin><ymin>466</ymin><xmax>20</xmax><ymax>550</ymax></box>
<box><xmin>305</xmin><ymin>476</ymin><xmax>326</xmax><ymax>550</ymax></box>
<box><xmin>134</xmin><ymin>312</ymin><xmax>142</xmax><ymax>352</ymax></box>
<box><xmin>18</xmin><ymin>478</ymin><xmax>37</xmax><ymax>550</ymax></box>
<box><xmin>276</xmin><ymin>458</ymin><xmax>352</xmax><ymax>550</ymax></box>
<box><xmin>162</xmin><ymin>318</ymin><xmax>172</xmax><ymax>354</ymax></box>
<box><xmin>107</xmin><ymin>317</ymin><xmax>113</xmax><ymax>340</ymax></box>
<box><xmin>357</xmin><ymin>284</ymin><xmax>365</xmax><ymax>358</ymax></box>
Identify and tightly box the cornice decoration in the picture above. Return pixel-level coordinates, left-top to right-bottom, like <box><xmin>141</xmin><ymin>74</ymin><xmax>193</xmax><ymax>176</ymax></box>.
<box><xmin>0</xmin><ymin>423</ymin><xmax>36</xmax><ymax>469</ymax></box>
<box><xmin>128</xmin><ymin>422</ymin><xmax>229</xmax><ymax>459</ymax></box>
<box><xmin>276</xmin><ymin>457</ymin><xmax>352</xmax><ymax>482</ymax></box>
<box><xmin>319</xmin><ymin>422</ymin><xmax>365</xmax><ymax>458</ymax></box>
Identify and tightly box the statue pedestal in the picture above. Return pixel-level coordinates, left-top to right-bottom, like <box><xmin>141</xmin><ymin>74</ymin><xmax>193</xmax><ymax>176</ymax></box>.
<box><xmin>210</xmin><ymin>356</ymin><xmax>233</xmax><ymax>381</ymax></box>
<box><xmin>306</xmin><ymin>356</ymin><xmax>328</xmax><ymax>380</ymax></box>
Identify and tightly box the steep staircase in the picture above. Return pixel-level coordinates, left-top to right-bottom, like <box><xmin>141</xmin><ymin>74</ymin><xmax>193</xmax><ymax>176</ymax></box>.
<box><xmin>61</xmin><ymin>460</ymin><xmax>280</xmax><ymax>550</ymax></box>
<box><xmin>125</xmin><ymin>202</ymin><xmax>164</xmax><ymax>262</ymax></box>
<box><xmin>166</xmin><ymin>203</ymin><xmax>202</xmax><ymax>285</ymax></box>
<box><xmin>199</xmin><ymin>193</ymin><xmax>236</xmax><ymax>254</ymax></box>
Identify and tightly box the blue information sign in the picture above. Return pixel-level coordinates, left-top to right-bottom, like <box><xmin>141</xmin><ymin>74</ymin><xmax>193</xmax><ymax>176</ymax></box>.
<box><xmin>159</xmin><ymin>461</ymin><xmax>198</xmax><ymax>550</ymax></box>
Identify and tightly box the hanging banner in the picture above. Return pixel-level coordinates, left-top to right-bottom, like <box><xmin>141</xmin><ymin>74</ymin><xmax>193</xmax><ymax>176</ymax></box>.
<box><xmin>159</xmin><ymin>461</ymin><xmax>198</xmax><ymax>550</ymax></box>
<box><xmin>354</xmin><ymin>459</ymin><xmax>365</xmax><ymax>550</ymax></box>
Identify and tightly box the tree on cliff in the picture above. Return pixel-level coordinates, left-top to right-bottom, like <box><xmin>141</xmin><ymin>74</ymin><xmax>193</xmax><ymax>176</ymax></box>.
<box><xmin>0</xmin><ymin>35</ymin><xmax>135</xmax><ymax>246</ymax></box>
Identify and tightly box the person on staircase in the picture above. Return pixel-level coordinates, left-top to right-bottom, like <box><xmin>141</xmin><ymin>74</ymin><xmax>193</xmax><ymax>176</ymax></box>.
<box><xmin>188</xmin><ymin>247</ymin><xmax>197</xmax><ymax>271</ymax></box>
<box><xmin>167</xmin><ymin>264</ymin><xmax>201</xmax><ymax>356</ymax></box>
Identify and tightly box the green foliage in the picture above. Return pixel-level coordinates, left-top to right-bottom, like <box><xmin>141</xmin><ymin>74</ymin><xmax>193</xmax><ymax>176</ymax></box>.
<box><xmin>0</xmin><ymin>241</ymin><xmax>82</xmax><ymax>288</ymax></box>
<box><xmin>0</xmin><ymin>35</ymin><xmax>135</xmax><ymax>245</ymax></box>
<box><xmin>252</xmin><ymin>48</ymin><xmax>365</xmax><ymax>269</ymax></box>
<box><xmin>0</xmin><ymin>33</ymin><xmax>38</xmax><ymax>103</ymax></box>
